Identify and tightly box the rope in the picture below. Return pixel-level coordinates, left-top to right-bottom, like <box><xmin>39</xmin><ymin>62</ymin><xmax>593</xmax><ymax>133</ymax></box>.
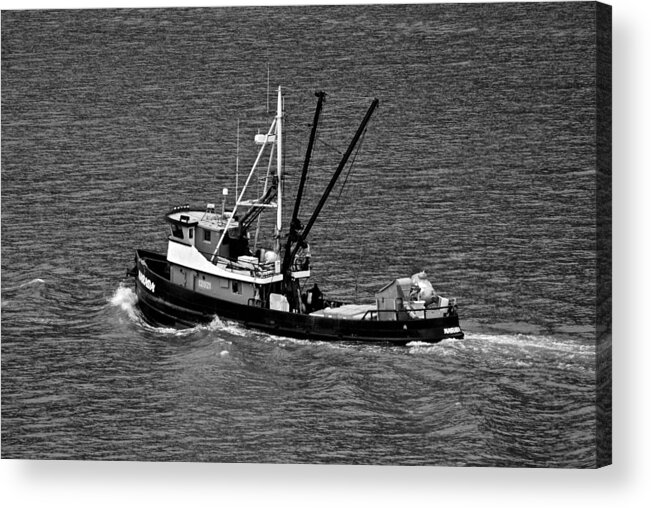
<box><xmin>316</xmin><ymin>137</ymin><xmax>343</xmax><ymax>156</ymax></box>
<box><xmin>322</xmin><ymin>126</ymin><xmax>369</xmax><ymax>242</ymax></box>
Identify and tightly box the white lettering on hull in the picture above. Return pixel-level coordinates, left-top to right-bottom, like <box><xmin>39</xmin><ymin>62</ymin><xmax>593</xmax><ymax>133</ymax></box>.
<box><xmin>138</xmin><ymin>271</ymin><xmax>156</xmax><ymax>293</ymax></box>
<box><xmin>444</xmin><ymin>327</ymin><xmax>461</xmax><ymax>335</ymax></box>
<box><xmin>197</xmin><ymin>279</ymin><xmax>212</xmax><ymax>290</ymax></box>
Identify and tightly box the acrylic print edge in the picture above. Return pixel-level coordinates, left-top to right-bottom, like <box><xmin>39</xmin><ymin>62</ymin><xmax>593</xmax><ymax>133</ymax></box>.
<box><xmin>595</xmin><ymin>0</ymin><xmax>612</xmax><ymax>468</ymax></box>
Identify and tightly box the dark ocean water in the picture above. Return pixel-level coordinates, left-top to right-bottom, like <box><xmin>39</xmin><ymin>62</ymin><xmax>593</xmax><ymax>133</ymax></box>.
<box><xmin>2</xmin><ymin>3</ymin><xmax>600</xmax><ymax>467</ymax></box>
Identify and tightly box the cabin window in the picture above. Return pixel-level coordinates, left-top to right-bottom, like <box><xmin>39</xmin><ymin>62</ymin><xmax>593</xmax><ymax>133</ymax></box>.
<box><xmin>232</xmin><ymin>281</ymin><xmax>240</xmax><ymax>294</ymax></box>
<box><xmin>204</xmin><ymin>229</ymin><xmax>211</xmax><ymax>242</ymax></box>
<box><xmin>171</xmin><ymin>224</ymin><xmax>184</xmax><ymax>239</ymax></box>
<box><xmin>189</xmin><ymin>228</ymin><xmax>194</xmax><ymax>239</ymax></box>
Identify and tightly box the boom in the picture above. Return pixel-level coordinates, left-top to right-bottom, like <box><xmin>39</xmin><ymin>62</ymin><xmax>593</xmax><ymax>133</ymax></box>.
<box><xmin>286</xmin><ymin>97</ymin><xmax>379</xmax><ymax>271</ymax></box>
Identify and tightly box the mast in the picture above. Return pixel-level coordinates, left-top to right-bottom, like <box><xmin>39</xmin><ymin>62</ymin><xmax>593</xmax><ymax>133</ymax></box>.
<box><xmin>210</xmin><ymin>117</ymin><xmax>277</xmax><ymax>263</ymax></box>
<box><xmin>281</xmin><ymin>90</ymin><xmax>326</xmax><ymax>274</ymax></box>
<box><xmin>288</xmin><ymin>97</ymin><xmax>379</xmax><ymax>267</ymax></box>
<box><xmin>210</xmin><ymin>87</ymin><xmax>282</xmax><ymax>265</ymax></box>
<box><xmin>274</xmin><ymin>86</ymin><xmax>283</xmax><ymax>261</ymax></box>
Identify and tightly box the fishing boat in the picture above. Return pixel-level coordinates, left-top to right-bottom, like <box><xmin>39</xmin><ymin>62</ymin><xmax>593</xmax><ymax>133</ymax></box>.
<box><xmin>128</xmin><ymin>87</ymin><xmax>463</xmax><ymax>344</ymax></box>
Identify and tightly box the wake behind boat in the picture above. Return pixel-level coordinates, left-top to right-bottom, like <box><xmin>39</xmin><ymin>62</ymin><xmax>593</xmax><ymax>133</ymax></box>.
<box><xmin>128</xmin><ymin>87</ymin><xmax>463</xmax><ymax>344</ymax></box>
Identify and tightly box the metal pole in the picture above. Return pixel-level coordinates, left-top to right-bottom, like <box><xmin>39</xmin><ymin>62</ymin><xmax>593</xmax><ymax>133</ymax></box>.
<box><xmin>281</xmin><ymin>91</ymin><xmax>326</xmax><ymax>273</ymax></box>
<box><xmin>211</xmin><ymin>117</ymin><xmax>277</xmax><ymax>262</ymax></box>
<box><xmin>289</xmin><ymin>98</ymin><xmax>379</xmax><ymax>264</ymax></box>
<box><xmin>291</xmin><ymin>91</ymin><xmax>326</xmax><ymax>225</ymax></box>
<box><xmin>274</xmin><ymin>87</ymin><xmax>283</xmax><ymax>260</ymax></box>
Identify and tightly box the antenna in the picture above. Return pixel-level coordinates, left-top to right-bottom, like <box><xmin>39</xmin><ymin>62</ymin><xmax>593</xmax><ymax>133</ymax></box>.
<box><xmin>266</xmin><ymin>62</ymin><xmax>270</xmax><ymax>114</ymax></box>
<box><xmin>235</xmin><ymin>119</ymin><xmax>240</xmax><ymax>197</ymax></box>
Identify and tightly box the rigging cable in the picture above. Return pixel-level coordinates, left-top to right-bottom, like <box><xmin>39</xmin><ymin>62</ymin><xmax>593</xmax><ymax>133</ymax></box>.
<box><xmin>322</xmin><ymin>125</ymin><xmax>369</xmax><ymax>243</ymax></box>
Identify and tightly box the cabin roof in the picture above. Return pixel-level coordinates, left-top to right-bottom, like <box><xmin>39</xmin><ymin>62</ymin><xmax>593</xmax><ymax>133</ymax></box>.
<box><xmin>165</xmin><ymin>208</ymin><xmax>240</xmax><ymax>232</ymax></box>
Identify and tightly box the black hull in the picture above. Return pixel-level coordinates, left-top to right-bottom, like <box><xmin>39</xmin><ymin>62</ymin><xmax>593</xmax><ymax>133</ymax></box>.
<box><xmin>133</xmin><ymin>250</ymin><xmax>464</xmax><ymax>345</ymax></box>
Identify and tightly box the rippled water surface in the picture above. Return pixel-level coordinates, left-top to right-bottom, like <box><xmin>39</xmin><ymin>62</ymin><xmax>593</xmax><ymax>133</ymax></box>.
<box><xmin>2</xmin><ymin>4</ymin><xmax>600</xmax><ymax>467</ymax></box>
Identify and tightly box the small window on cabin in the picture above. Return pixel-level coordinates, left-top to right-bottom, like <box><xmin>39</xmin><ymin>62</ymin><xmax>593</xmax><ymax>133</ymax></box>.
<box><xmin>171</xmin><ymin>224</ymin><xmax>184</xmax><ymax>239</ymax></box>
<box><xmin>204</xmin><ymin>229</ymin><xmax>211</xmax><ymax>242</ymax></box>
<box><xmin>232</xmin><ymin>281</ymin><xmax>239</xmax><ymax>294</ymax></box>
<box><xmin>189</xmin><ymin>228</ymin><xmax>194</xmax><ymax>239</ymax></box>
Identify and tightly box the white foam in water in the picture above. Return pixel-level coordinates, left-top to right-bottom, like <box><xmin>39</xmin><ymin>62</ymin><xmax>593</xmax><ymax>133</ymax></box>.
<box><xmin>155</xmin><ymin>316</ymin><xmax>242</xmax><ymax>341</ymax></box>
<box><xmin>260</xmin><ymin>334</ymin><xmax>312</xmax><ymax>346</ymax></box>
<box><xmin>463</xmin><ymin>331</ymin><xmax>594</xmax><ymax>355</ymax></box>
<box><xmin>142</xmin><ymin>318</ymin><xmax>206</xmax><ymax>338</ymax></box>
<box><xmin>108</xmin><ymin>285</ymin><xmax>243</xmax><ymax>340</ymax></box>
<box><xmin>406</xmin><ymin>331</ymin><xmax>592</xmax><ymax>358</ymax></box>
<box><xmin>432</xmin><ymin>332</ymin><xmax>596</xmax><ymax>368</ymax></box>
<box><xmin>201</xmin><ymin>315</ymin><xmax>247</xmax><ymax>336</ymax></box>
<box><xmin>407</xmin><ymin>338</ymin><xmax>463</xmax><ymax>355</ymax></box>
<box><xmin>107</xmin><ymin>284</ymin><xmax>178</xmax><ymax>335</ymax></box>
<box><xmin>109</xmin><ymin>284</ymin><xmax>139</xmax><ymax>321</ymax></box>
<box><xmin>406</xmin><ymin>340</ymin><xmax>434</xmax><ymax>347</ymax></box>
<box><xmin>19</xmin><ymin>278</ymin><xmax>46</xmax><ymax>288</ymax></box>
<box><xmin>138</xmin><ymin>312</ymin><xmax>244</xmax><ymax>338</ymax></box>
<box><xmin>4</xmin><ymin>278</ymin><xmax>47</xmax><ymax>292</ymax></box>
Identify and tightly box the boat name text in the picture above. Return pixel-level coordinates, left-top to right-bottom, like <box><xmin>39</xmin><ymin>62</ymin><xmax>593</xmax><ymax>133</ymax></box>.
<box><xmin>444</xmin><ymin>327</ymin><xmax>461</xmax><ymax>335</ymax></box>
<box><xmin>198</xmin><ymin>279</ymin><xmax>212</xmax><ymax>290</ymax></box>
<box><xmin>138</xmin><ymin>271</ymin><xmax>156</xmax><ymax>293</ymax></box>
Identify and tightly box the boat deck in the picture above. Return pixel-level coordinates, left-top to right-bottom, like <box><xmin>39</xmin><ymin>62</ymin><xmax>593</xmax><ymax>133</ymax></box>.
<box><xmin>310</xmin><ymin>304</ymin><xmax>375</xmax><ymax>320</ymax></box>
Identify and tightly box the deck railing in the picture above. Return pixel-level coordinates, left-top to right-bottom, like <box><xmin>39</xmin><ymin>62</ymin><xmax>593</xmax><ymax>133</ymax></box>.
<box><xmin>360</xmin><ymin>305</ymin><xmax>457</xmax><ymax>321</ymax></box>
<box><xmin>244</xmin><ymin>297</ymin><xmax>458</xmax><ymax>321</ymax></box>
